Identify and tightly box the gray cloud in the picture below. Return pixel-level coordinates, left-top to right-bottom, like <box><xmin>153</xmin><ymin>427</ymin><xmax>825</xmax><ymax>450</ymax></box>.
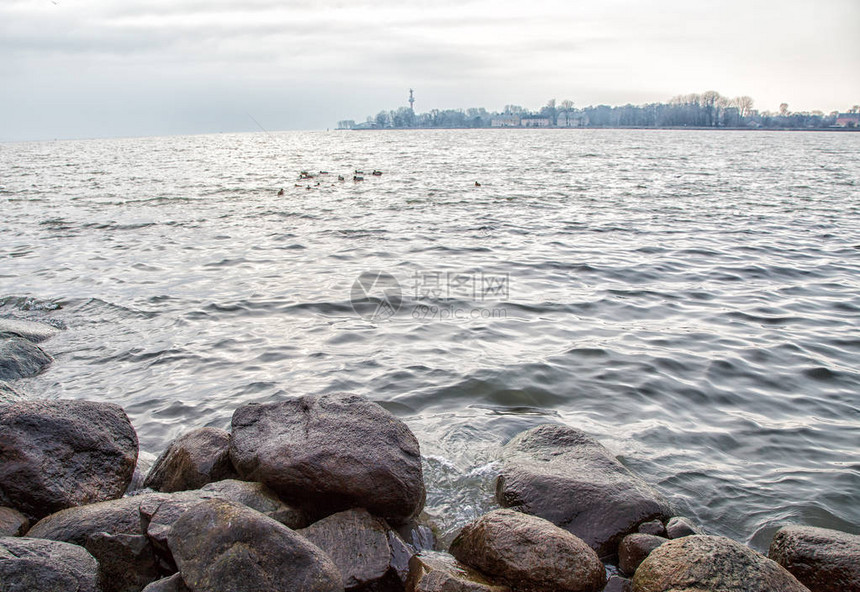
<box><xmin>1</xmin><ymin>0</ymin><xmax>858</xmax><ymax>140</ymax></box>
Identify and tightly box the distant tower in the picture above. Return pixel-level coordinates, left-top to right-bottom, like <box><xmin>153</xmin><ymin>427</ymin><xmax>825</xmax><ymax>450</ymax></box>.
<box><xmin>409</xmin><ymin>89</ymin><xmax>415</xmax><ymax>112</ymax></box>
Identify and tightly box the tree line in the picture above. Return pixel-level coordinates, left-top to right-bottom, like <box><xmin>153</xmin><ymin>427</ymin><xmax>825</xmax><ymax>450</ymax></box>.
<box><xmin>339</xmin><ymin>92</ymin><xmax>859</xmax><ymax>130</ymax></box>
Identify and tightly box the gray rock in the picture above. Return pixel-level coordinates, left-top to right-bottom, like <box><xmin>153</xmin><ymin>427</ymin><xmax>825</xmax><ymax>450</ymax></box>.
<box><xmin>143</xmin><ymin>427</ymin><xmax>237</xmax><ymax>493</ymax></box>
<box><xmin>299</xmin><ymin>508</ymin><xmax>394</xmax><ymax>589</ymax></box>
<box><xmin>636</xmin><ymin>520</ymin><xmax>666</xmax><ymax>537</ymax></box>
<box><xmin>141</xmin><ymin>574</ymin><xmax>190</xmax><ymax>592</ymax></box>
<box><xmin>664</xmin><ymin>516</ymin><xmax>703</xmax><ymax>539</ymax></box>
<box><xmin>0</xmin><ymin>317</ymin><xmax>60</xmax><ymax>343</ymax></box>
<box><xmin>0</xmin><ymin>399</ymin><xmax>139</xmax><ymax>521</ymax></box>
<box><xmin>0</xmin><ymin>535</ymin><xmax>100</xmax><ymax>592</ymax></box>
<box><xmin>140</xmin><ymin>483</ymin><xmax>308</xmax><ymax>563</ymax></box>
<box><xmin>604</xmin><ymin>575</ymin><xmax>632</xmax><ymax>592</ymax></box>
<box><xmin>450</xmin><ymin>509</ymin><xmax>606</xmax><ymax>592</ymax></box>
<box><xmin>406</xmin><ymin>551</ymin><xmax>510</xmax><ymax>592</ymax></box>
<box><xmin>768</xmin><ymin>525</ymin><xmax>860</xmax><ymax>592</ymax></box>
<box><xmin>199</xmin><ymin>479</ymin><xmax>307</xmax><ymax>528</ymax></box>
<box><xmin>167</xmin><ymin>499</ymin><xmax>343</xmax><ymax>592</ymax></box>
<box><xmin>230</xmin><ymin>393</ymin><xmax>425</xmax><ymax>523</ymax></box>
<box><xmin>618</xmin><ymin>534</ymin><xmax>666</xmax><ymax>576</ymax></box>
<box><xmin>0</xmin><ymin>336</ymin><xmax>52</xmax><ymax>380</ymax></box>
<box><xmin>389</xmin><ymin>529</ymin><xmax>417</xmax><ymax>585</ymax></box>
<box><xmin>495</xmin><ymin>424</ymin><xmax>671</xmax><ymax>557</ymax></box>
<box><xmin>85</xmin><ymin>532</ymin><xmax>160</xmax><ymax>592</ymax></box>
<box><xmin>632</xmin><ymin>535</ymin><xmax>810</xmax><ymax>592</ymax></box>
<box><xmin>0</xmin><ymin>507</ymin><xmax>29</xmax><ymax>536</ymax></box>
<box><xmin>27</xmin><ymin>494</ymin><xmax>167</xmax><ymax>545</ymax></box>
<box><xmin>0</xmin><ymin>380</ymin><xmax>24</xmax><ymax>403</ymax></box>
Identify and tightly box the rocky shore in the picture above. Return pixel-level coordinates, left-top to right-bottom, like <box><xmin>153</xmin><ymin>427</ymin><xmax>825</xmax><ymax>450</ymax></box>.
<box><xmin>2</xmin><ymin>318</ymin><xmax>859</xmax><ymax>591</ymax></box>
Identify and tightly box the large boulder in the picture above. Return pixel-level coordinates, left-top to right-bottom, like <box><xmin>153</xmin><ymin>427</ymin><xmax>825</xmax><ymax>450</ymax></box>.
<box><xmin>143</xmin><ymin>427</ymin><xmax>237</xmax><ymax>493</ymax></box>
<box><xmin>768</xmin><ymin>525</ymin><xmax>860</xmax><ymax>592</ymax></box>
<box><xmin>449</xmin><ymin>509</ymin><xmax>606</xmax><ymax>592</ymax></box>
<box><xmin>299</xmin><ymin>508</ymin><xmax>400</xmax><ymax>590</ymax></box>
<box><xmin>0</xmin><ymin>535</ymin><xmax>100</xmax><ymax>592</ymax></box>
<box><xmin>406</xmin><ymin>551</ymin><xmax>510</xmax><ymax>592</ymax></box>
<box><xmin>26</xmin><ymin>494</ymin><xmax>168</xmax><ymax>592</ymax></box>
<box><xmin>618</xmin><ymin>534</ymin><xmax>665</xmax><ymax>576</ymax></box>
<box><xmin>140</xmin><ymin>483</ymin><xmax>308</xmax><ymax>563</ymax></box>
<box><xmin>0</xmin><ymin>399</ymin><xmax>139</xmax><ymax>521</ymax></box>
<box><xmin>230</xmin><ymin>393</ymin><xmax>425</xmax><ymax>522</ymax></box>
<box><xmin>0</xmin><ymin>507</ymin><xmax>29</xmax><ymax>536</ymax></box>
<box><xmin>26</xmin><ymin>494</ymin><xmax>167</xmax><ymax>545</ymax></box>
<box><xmin>0</xmin><ymin>336</ymin><xmax>53</xmax><ymax>380</ymax></box>
<box><xmin>167</xmin><ymin>499</ymin><xmax>343</xmax><ymax>592</ymax></box>
<box><xmin>199</xmin><ymin>479</ymin><xmax>307</xmax><ymax>528</ymax></box>
<box><xmin>85</xmin><ymin>532</ymin><xmax>160</xmax><ymax>592</ymax></box>
<box><xmin>495</xmin><ymin>424</ymin><xmax>671</xmax><ymax>557</ymax></box>
<box><xmin>0</xmin><ymin>317</ymin><xmax>60</xmax><ymax>343</ymax></box>
<box><xmin>632</xmin><ymin>535</ymin><xmax>810</xmax><ymax>592</ymax></box>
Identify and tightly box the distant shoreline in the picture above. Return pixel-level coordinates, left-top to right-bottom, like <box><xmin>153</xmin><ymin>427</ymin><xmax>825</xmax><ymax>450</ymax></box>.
<box><xmin>344</xmin><ymin>126</ymin><xmax>860</xmax><ymax>133</ymax></box>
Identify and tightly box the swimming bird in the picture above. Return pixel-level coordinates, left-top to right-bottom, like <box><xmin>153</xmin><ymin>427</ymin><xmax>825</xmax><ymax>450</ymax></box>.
<box><xmin>354</xmin><ymin>175</ymin><xmax>364</xmax><ymax>182</ymax></box>
<box><xmin>475</xmin><ymin>181</ymin><xmax>481</xmax><ymax>187</ymax></box>
<box><xmin>277</xmin><ymin>188</ymin><xmax>284</xmax><ymax>196</ymax></box>
<box><xmin>338</xmin><ymin>175</ymin><xmax>345</xmax><ymax>181</ymax></box>
<box><xmin>372</xmin><ymin>170</ymin><xmax>383</xmax><ymax>176</ymax></box>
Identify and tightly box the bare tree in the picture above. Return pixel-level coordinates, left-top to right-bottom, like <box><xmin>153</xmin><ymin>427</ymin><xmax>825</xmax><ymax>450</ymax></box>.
<box><xmin>733</xmin><ymin>96</ymin><xmax>754</xmax><ymax>118</ymax></box>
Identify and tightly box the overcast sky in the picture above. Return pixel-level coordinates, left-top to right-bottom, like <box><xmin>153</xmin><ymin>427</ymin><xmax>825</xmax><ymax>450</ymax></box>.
<box><xmin>1</xmin><ymin>0</ymin><xmax>858</xmax><ymax>141</ymax></box>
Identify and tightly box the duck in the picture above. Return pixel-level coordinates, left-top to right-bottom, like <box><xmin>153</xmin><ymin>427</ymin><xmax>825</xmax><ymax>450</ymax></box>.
<box><xmin>338</xmin><ymin>175</ymin><xmax>345</xmax><ymax>181</ymax></box>
<box><xmin>475</xmin><ymin>181</ymin><xmax>481</xmax><ymax>187</ymax></box>
<box><xmin>354</xmin><ymin>175</ymin><xmax>364</xmax><ymax>182</ymax></box>
<box><xmin>372</xmin><ymin>170</ymin><xmax>383</xmax><ymax>176</ymax></box>
<box><xmin>277</xmin><ymin>188</ymin><xmax>285</xmax><ymax>196</ymax></box>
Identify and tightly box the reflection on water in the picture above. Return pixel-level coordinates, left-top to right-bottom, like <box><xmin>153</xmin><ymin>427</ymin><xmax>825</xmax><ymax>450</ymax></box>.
<box><xmin>1</xmin><ymin>129</ymin><xmax>858</xmax><ymax>547</ymax></box>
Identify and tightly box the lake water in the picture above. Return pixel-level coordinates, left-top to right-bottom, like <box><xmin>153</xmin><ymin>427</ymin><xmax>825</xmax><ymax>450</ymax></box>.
<box><xmin>1</xmin><ymin>129</ymin><xmax>858</xmax><ymax>549</ymax></box>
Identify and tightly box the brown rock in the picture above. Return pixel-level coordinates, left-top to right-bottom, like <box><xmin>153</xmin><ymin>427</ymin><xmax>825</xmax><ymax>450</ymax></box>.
<box><xmin>140</xmin><ymin>483</ymin><xmax>307</xmax><ymax>564</ymax></box>
<box><xmin>768</xmin><ymin>525</ymin><xmax>860</xmax><ymax>592</ymax></box>
<box><xmin>632</xmin><ymin>535</ymin><xmax>810</xmax><ymax>592</ymax></box>
<box><xmin>0</xmin><ymin>507</ymin><xmax>29</xmax><ymax>536</ymax></box>
<box><xmin>167</xmin><ymin>499</ymin><xmax>343</xmax><ymax>592</ymax></box>
<box><xmin>199</xmin><ymin>479</ymin><xmax>307</xmax><ymax>528</ymax></box>
<box><xmin>636</xmin><ymin>520</ymin><xmax>666</xmax><ymax>537</ymax></box>
<box><xmin>299</xmin><ymin>508</ymin><xmax>394</xmax><ymax>590</ymax></box>
<box><xmin>496</xmin><ymin>424</ymin><xmax>671</xmax><ymax>557</ymax></box>
<box><xmin>0</xmin><ymin>399</ymin><xmax>138</xmax><ymax>521</ymax></box>
<box><xmin>603</xmin><ymin>575</ymin><xmax>632</xmax><ymax>592</ymax></box>
<box><xmin>0</xmin><ymin>535</ymin><xmax>100</xmax><ymax>592</ymax></box>
<box><xmin>230</xmin><ymin>393</ymin><xmax>425</xmax><ymax>523</ymax></box>
<box><xmin>406</xmin><ymin>551</ymin><xmax>510</xmax><ymax>592</ymax></box>
<box><xmin>450</xmin><ymin>509</ymin><xmax>606</xmax><ymax>592</ymax></box>
<box><xmin>618</xmin><ymin>534</ymin><xmax>665</xmax><ymax>576</ymax></box>
<box><xmin>141</xmin><ymin>574</ymin><xmax>190</xmax><ymax>592</ymax></box>
<box><xmin>85</xmin><ymin>532</ymin><xmax>161</xmax><ymax>592</ymax></box>
<box><xmin>143</xmin><ymin>427</ymin><xmax>237</xmax><ymax>493</ymax></box>
<box><xmin>27</xmin><ymin>494</ymin><xmax>168</xmax><ymax>545</ymax></box>
<box><xmin>664</xmin><ymin>516</ymin><xmax>702</xmax><ymax>539</ymax></box>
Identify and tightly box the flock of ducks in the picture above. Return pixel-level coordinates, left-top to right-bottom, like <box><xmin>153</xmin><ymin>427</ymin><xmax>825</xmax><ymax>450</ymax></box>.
<box><xmin>275</xmin><ymin>171</ymin><xmax>482</xmax><ymax>194</ymax></box>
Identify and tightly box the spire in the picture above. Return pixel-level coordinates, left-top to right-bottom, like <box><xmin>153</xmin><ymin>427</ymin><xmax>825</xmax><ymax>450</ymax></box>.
<box><xmin>408</xmin><ymin>89</ymin><xmax>415</xmax><ymax>112</ymax></box>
